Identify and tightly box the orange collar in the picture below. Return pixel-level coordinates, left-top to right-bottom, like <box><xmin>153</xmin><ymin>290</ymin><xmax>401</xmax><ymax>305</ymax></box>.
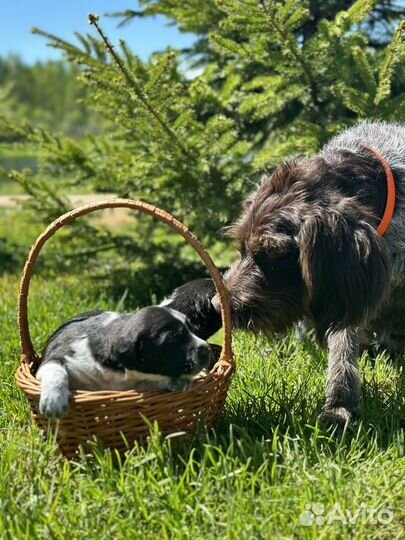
<box><xmin>364</xmin><ymin>146</ymin><xmax>396</xmax><ymax>236</ymax></box>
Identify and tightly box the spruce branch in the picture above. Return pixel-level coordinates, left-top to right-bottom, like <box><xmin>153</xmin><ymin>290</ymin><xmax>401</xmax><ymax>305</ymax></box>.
<box><xmin>88</xmin><ymin>14</ymin><xmax>193</xmax><ymax>159</ymax></box>
<box><xmin>375</xmin><ymin>20</ymin><xmax>405</xmax><ymax>105</ymax></box>
<box><xmin>32</xmin><ymin>27</ymin><xmax>91</xmax><ymax>60</ymax></box>
<box><xmin>105</xmin><ymin>10</ymin><xmax>146</xmax><ymax>28</ymax></box>
<box><xmin>259</xmin><ymin>0</ymin><xmax>319</xmax><ymax>108</ymax></box>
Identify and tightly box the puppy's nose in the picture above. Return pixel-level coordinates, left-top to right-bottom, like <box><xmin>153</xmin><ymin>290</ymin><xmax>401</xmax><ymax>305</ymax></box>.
<box><xmin>211</xmin><ymin>294</ymin><xmax>220</xmax><ymax>312</ymax></box>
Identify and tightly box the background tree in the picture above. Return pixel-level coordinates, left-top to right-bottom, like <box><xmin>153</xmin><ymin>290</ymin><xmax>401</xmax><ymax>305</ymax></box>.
<box><xmin>1</xmin><ymin>0</ymin><xmax>404</xmax><ymax>304</ymax></box>
<box><xmin>0</xmin><ymin>56</ymin><xmax>99</xmax><ymax>136</ymax></box>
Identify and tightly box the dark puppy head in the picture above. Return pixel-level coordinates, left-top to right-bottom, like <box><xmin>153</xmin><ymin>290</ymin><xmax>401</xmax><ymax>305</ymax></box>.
<box><xmin>221</xmin><ymin>156</ymin><xmax>391</xmax><ymax>339</ymax></box>
<box><xmin>110</xmin><ymin>306</ymin><xmax>211</xmax><ymax>378</ymax></box>
<box><xmin>162</xmin><ymin>279</ymin><xmax>222</xmax><ymax>340</ymax></box>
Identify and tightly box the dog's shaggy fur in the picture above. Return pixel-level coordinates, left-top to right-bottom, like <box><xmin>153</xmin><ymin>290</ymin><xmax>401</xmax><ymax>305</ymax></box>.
<box><xmin>222</xmin><ymin>121</ymin><xmax>405</xmax><ymax>424</ymax></box>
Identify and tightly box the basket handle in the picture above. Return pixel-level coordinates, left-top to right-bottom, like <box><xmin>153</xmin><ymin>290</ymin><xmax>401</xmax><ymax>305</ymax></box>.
<box><xmin>18</xmin><ymin>198</ymin><xmax>233</xmax><ymax>368</ymax></box>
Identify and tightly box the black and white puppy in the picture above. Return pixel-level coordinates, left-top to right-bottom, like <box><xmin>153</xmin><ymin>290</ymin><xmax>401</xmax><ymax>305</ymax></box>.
<box><xmin>37</xmin><ymin>306</ymin><xmax>211</xmax><ymax>419</ymax></box>
<box><xmin>37</xmin><ymin>279</ymin><xmax>221</xmax><ymax>419</ymax></box>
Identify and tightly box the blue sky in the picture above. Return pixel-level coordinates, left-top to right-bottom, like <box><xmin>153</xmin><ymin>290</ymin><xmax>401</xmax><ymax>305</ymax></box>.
<box><xmin>0</xmin><ymin>1</ymin><xmax>195</xmax><ymax>64</ymax></box>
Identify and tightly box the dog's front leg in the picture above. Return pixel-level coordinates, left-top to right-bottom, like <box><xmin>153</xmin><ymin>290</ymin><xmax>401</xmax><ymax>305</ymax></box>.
<box><xmin>319</xmin><ymin>328</ymin><xmax>361</xmax><ymax>426</ymax></box>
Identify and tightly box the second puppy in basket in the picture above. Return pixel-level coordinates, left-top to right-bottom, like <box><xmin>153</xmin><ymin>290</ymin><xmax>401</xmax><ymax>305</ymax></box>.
<box><xmin>37</xmin><ymin>279</ymin><xmax>221</xmax><ymax>419</ymax></box>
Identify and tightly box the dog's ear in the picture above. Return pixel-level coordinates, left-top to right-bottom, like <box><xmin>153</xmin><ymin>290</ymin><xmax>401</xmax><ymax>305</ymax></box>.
<box><xmin>111</xmin><ymin>332</ymin><xmax>144</xmax><ymax>369</ymax></box>
<box><xmin>299</xmin><ymin>209</ymin><xmax>391</xmax><ymax>339</ymax></box>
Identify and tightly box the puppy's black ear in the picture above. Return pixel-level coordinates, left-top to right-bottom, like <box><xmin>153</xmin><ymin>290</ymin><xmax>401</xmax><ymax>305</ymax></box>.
<box><xmin>300</xmin><ymin>209</ymin><xmax>391</xmax><ymax>339</ymax></box>
<box><xmin>111</xmin><ymin>332</ymin><xmax>144</xmax><ymax>370</ymax></box>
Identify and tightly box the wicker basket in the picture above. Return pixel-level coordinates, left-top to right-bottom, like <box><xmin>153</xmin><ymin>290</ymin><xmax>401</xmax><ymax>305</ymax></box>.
<box><xmin>15</xmin><ymin>199</ymin><xmax>235</xmax><ymax>458</ymax></box>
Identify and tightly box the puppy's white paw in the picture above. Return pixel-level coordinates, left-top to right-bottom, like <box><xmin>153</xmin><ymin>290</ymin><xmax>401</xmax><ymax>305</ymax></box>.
<box><xmin>39</xmin><ymin>387</ymin><xmax>70</xmax><ymax>419</ymax></box>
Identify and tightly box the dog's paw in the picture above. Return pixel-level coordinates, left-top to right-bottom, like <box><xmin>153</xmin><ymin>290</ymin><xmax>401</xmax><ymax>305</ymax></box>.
<box><xmin>39</xmin><ymin>387</ymin><xmax>70</xmax><ymax>419</ymax></box>
<box><xmin>318</xmin><ymin>406</ymin><xmax>352</xmax><ymax>428</ymax></box>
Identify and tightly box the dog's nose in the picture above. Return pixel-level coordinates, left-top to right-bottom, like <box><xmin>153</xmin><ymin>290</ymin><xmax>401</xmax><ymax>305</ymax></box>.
<box><xmin>211</xmin><ymin>294</ymin><xmax>220</xmax><ymax>312</ymax></box>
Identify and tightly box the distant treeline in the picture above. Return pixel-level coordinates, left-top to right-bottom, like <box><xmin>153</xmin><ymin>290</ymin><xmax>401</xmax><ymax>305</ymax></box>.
<box><xmin>0</xmin><ymin>55</ymin><xmax>99</xmax><ymax>137</ymax></box>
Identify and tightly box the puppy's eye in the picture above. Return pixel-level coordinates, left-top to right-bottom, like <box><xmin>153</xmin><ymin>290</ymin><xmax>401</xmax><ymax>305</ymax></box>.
<box><xmin>171</xmin><ymin>324</ymin><xmax>187</xmax><ymax>339</ymax></box>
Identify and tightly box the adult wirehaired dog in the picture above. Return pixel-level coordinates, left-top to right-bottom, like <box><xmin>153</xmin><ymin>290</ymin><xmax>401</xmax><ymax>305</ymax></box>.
<box><xmin>218</xmin><ymin>121</ymin><xmax>405</xmax><ymax>425</ymax></box>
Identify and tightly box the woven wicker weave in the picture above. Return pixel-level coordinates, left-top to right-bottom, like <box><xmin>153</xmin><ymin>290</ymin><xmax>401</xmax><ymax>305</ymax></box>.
<box><xmin>15</xmin><ymin>199</ymin><xmax>235</xmax><ymax>458</ymax></box>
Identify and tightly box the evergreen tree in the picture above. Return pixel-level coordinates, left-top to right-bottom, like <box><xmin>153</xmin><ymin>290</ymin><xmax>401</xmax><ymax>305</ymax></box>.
<box><xmin>1</xmin><ymin>0</ymin><xmax>404</xmax><ymax>303</ymax></box>
<box><xmin>0</xmin><ymin>56</ymin><xmax>98</xmax><ymax>135</ymax></box>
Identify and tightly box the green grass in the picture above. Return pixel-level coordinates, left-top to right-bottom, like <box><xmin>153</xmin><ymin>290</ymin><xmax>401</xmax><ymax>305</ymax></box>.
<box><xmin>1</xmin><ymin>273</ymin><xmax>405</xmax><ymax>539</ymax></box>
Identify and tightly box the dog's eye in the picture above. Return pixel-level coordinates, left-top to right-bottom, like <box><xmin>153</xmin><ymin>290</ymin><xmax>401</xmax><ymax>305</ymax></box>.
<box><xmin>254</xmin><ymin>250</ymin><xmax>292</xmax><ymax>268</ymax></box>
<box><xmin>253</xmin><ymin>249</ymin><xmax>300</xmax><ymax>287</ymax></box>
<box><xmin>253</xmin><ymin>251</ymin><xmax>270</xmax><ymax>269</ymax></box>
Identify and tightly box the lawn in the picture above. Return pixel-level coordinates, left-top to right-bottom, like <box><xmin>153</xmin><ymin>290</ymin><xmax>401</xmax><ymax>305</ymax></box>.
<box><xmin>1</xmin><ymin>268</ymin><xmax>405</xmax><ymax>539</ymax></box>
